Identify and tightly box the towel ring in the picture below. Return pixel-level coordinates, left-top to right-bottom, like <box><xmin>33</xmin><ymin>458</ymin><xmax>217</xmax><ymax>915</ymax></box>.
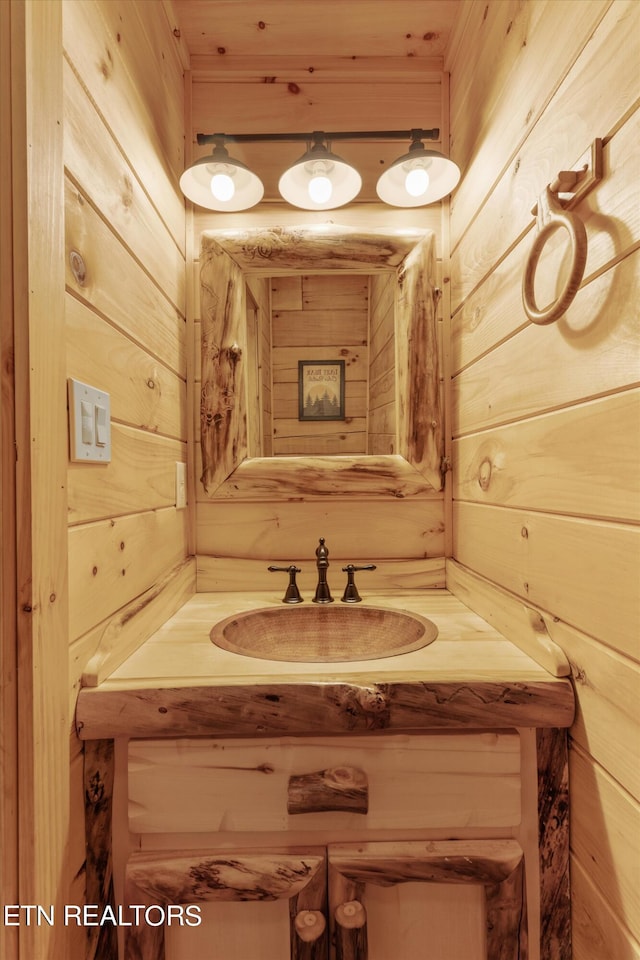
<box><xmin>522</xmin><ymin>184</ymin><xmax>588</xmax><ymax>325</ymax></box>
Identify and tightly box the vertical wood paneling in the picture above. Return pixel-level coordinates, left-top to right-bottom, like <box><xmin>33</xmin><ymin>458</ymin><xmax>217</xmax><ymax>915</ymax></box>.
<box><xmin>12</xmin><ymin>4</ymin><xmax>70</xmax><ymax>958</ymax></box>
<box><xmin>0</xmin><ymin>3</ymin><xmax>18</xmax><ymax>956</ymax></box>
<box><xmin>447</xmin><ymin>2</ymin><xmax>640</xmax><ymax>953</ymax></box>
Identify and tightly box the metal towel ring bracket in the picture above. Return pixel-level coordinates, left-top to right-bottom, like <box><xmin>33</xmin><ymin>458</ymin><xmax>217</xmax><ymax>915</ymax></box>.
<box><xmin>522</xmin><ymin>141</ymin><xmax>603</xmax><ymax>326</ymax></box>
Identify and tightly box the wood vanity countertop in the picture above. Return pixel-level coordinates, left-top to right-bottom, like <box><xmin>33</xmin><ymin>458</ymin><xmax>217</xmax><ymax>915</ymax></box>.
<box><xmin>75</xmin><ymin>590</ymin><xmax>575</xmax><ymax>740</ymax></box>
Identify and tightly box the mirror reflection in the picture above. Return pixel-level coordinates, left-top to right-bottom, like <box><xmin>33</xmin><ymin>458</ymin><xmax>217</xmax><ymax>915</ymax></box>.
<box><xmin>200</xmin><ymin>225</ymin><xmax>443</xmax><ymax>499</ymax></box>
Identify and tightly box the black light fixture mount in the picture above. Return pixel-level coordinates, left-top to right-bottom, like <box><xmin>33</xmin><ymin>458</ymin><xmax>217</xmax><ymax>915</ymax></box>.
<box><xmin>179</xmin><ymin>128</ymin><xmax>460</xmax><ymax>212</ymax></box>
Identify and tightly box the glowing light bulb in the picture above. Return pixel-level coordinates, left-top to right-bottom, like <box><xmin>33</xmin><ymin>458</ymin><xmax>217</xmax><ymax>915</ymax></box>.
<box><xmin>211</xmin><ymin>172</ymin><xmax>235</xmax><ymax>202</ymax></box>
<box><xmin>405</xmin><ymin>167</ymin><xmax>429</xmax><ymax>198</ymax></box>
<box><xmin>308</xmin><ymin>175</ymin><xmax>333</xmax><ymax>204</ymax></box>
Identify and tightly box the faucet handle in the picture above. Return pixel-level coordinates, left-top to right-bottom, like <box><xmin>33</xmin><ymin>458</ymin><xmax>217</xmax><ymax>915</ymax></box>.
<box><xmin>268</xmin><ymin>565</ymin><xmax>304</xmax><ymax>604</ymax></box>
<box><xmin>340</xmin><ymin>564</ymin><xmax>377</xmax><ymax>603</ymax></box>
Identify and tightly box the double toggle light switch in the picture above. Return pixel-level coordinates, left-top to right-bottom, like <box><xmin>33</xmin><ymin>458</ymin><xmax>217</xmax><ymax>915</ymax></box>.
<box><xmin>68</xmin><ymin>378</ymin><xmax>111</xmax><ymax>462</ymax></box>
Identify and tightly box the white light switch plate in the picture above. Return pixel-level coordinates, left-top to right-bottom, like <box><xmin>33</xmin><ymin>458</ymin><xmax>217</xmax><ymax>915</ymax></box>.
<box><xmin>68</xmin><ymin>378</ymin><xmax>111</xmax><ymax>462</ymax></box>
<box><xmin>176</xmin><ymin>461</ymin><xmax>187</xmax><ymax>509</ymax></box>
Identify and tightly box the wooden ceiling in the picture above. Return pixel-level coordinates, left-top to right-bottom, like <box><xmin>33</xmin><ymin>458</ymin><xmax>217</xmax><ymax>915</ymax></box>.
<box><xmin>171</xmin><ymin>1</ymin><xmax>462</xmax><ymax>72</ymax></box>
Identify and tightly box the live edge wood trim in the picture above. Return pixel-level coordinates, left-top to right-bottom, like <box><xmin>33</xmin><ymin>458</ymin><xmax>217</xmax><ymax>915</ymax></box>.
<box><xmin>84</xmin><ymin>727</ymin><xmax>571</xmax><ymax>960</ymax></box>
<box><xmin>329</xmin><ymin>839</ymin><xmax>527</xmax><ymax>960</ymax></box>
<box><xmin>124</xmin><ymin>848</ymin><xmax>328</xmax><ymax>960</ymax></box>
<box><xmin>84</xmin><ymin>740</ymin><xmax>118</xmax><ymax>960</ymax></box>
<box><xmin>75</xmin><ymin>679</ymin><xmax>575</xmax><ymax>740</ymax></box>
<box><xmin>537</xmin><ymin>727</ymin><xmax>571</xmax><ymax>960</ymax></box>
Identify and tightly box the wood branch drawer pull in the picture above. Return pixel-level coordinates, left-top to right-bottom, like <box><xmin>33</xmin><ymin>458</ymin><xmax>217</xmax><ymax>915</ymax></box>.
<box><xmin>288</xmin><ymin>766</ymin><xmax>369</xmax><ymax>814</ymax></box>
<box><xmin>336</xmin><ymin>900</ymin><xmax>366</xmax><ymax>929</ymax></box>
<box><xmin>522</xmin><ymin>183</ymin><xmax>587</xmax><ymax>325</ymax></box>
<box><xmin>294</xmin><ymin>909</ymin><xmax>326</xmax><ymax>942</ymax></box>
<box><xmin>335</xmin><ymin>900</ymin><xmax>368</xmax><ymax>960</ymax></box>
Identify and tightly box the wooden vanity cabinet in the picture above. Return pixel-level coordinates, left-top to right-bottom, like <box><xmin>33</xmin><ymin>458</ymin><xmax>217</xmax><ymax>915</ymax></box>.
<box><xmin>89</xmin><ymin>728</ymin><xmax>569</xmax><ymax>960</ymax></box>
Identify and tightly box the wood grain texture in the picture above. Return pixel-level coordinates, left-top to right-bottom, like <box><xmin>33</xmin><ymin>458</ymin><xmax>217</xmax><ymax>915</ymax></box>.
<box><xmin>196</xmin><ymin>498</ymin><xmax>444</xmax><ymax>565</ymax></box>
<box><xmin>69</xmin><ymin>510</ymin><xmax>189</xmax><ymax>642</ymax></box>
<box><xmin>202</xmin><ymin>225</ymin><xmax>420</xmax><ymax>276</ymax></box>
<box><xmin>448</xmin><ymin>7</ymin><xmax>640</xmax><ymax>956</ymax></box>
<box><xmin>199</xmin><ymin>238</ymin><xmax>248</xmax><ymax>493</ymax></box>
<box><xmin>64</xmin><ymin>178</ymin><xmax>186</xmax><ymax>378</ymax></box>
<box><xmin>13</xmin><ymin>5</ymin><xmax>71</xmax><ymax>957</ymax></box>
<box><xmin>84</xmin><ymin>740</ymin><xmax>118</xmax><ymax>960</ymax></box>
<box><xmin>68</xmin><ymin>424</ymin><xmax>187</xmax><ymax>524</ymax></box>
<box><xmin>194</xmin><ymin>202</ymin><xmax>441</xmax><ymax>240</ymax></box>
<box><xmin>288</xmin><ymin>766</ymin><xmax>368</xmax><ymax>816</ymax></box>
<box><xmin>66</xmin><ymin>294</ymin><xmax>187</xmax><ymax>441</ymax></box>
<box><xmin>179</xmin><ymin>1</ymin><xmax>455</xmax><ymax>59</ymax></box>
<box><xmin>197</xmin><ymin>454</ymin><xmax>440</xmax><ymax>501</ymax></box>
<box><xmin>330</xmin><ymin>839</ymin><xmax>527</xmax><ymax>958</ymax></box>
<box><xmin>76</xmin><ymin>678</ymin><xmax>573</xmax><ymax>741</ymax></box>
<box><xmin>0</xmin><ymin>3</ymin><xmax>18</xmax><ymax>954</ymax></box>
<box><xmin>79</xmin><ymin>557</ymin><xmax>196</xmax><ymax>688</ymax></box>
<box><xmin>570</xmin><ymin>857</ymin><xmax>640</xmax><ymax>960</ymax></box>
<box><xmin>448</xmin><ymin>0</ymin><xmax>610</xmax><ymax>245</ymax></box>
<box><xmin>449</xmin><ymin>0</ymin><xmax>638</xmax><ymax>310</ymax></box>
<box><xmin>197</xmin><ymin>556</ymin><xmax>446</xmax><ymax>592</ymax></box>
<box><xmin>450</xmin><ymin>110</ymin><xmax>640</xmax><ymax>376</ymax></box>
<box><xmin>64</xmin><ymin>7</ymin><xmax>190</xmax><ymax>947</ymax></box>
<box><xmin>453</xmin><ymin>390</ymin><xmax>640</xmax><ymax>523</ymax></box>
<box><xmin>396</xmin><ymin>232</ymin><xmax>443</xmax><ymax>491</ymax></box>
<box><xmin>64</xmin><ymin>62</ymin><xmax>185</xmax><ymax>314</ymax></box>
<box><xmin>126</xmin><ymin>731</ymin><xmax>520</xmax><ymax>834</ymax></box>
<box><xmin>63</xmin><ymin>0</ymin><xmax>185</xmax><ymax>248</ymax></box>
<box><xmin>570</xmin><ymin>742</ymin><xmax>640</xmax><ymax>943</ymax></box>
<box><xmin>124</xmin><ymin>848</ymin><xmax>328</xmax><ymax>960</ymax></box>
<box><xmin>446</xmin><ymin>560</ymin><xmax>570</xmax><ymax>677</ymax></box>
<box><xmin>537</xmin><ymin>728</ymin><xmax>571</xmax><ymax>960</ymax></box>
<box><xmin>452</xmin><ymin>251</ymin><xmax>640</xmax><ymax>438</ymax></box>
<box><xmin>548</xmin><ymin>616</ymin><xmax>640</xmax><ymax>801</ymax></box>
<box><xmin>330</xmin><ymin>868</ymin><xmax>367</xmax><ymax>960</ymax></box>
<box><xmin>453</xmin><ymin>502</ymin><xmax>640</xmax><ymax>660</ymax></box>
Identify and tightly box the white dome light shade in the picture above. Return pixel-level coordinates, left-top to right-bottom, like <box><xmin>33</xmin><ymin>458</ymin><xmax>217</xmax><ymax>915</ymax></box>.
<box><xmin>278</xmin><ymin>144</ymin><xmax>362</xmax><ymax>210</ymax></box>
<box><xmin>179</xmin><ymin>144</ymin><xmax>264</xmax><ymax>211</ymax></box>
<box><xmin>376</xmin><ymin>141</ymin><xmax>460</xmax><ymax>207</ymax></box>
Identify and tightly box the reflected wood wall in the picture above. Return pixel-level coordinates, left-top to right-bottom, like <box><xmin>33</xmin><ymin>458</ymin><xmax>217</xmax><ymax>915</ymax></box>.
<box><xmin>271</xmin><ymin>275</ymin><xmax>370</xmax><ymax>456</ymax></box>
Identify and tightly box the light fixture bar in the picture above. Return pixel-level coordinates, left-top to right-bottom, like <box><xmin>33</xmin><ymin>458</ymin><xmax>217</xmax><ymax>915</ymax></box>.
<box><xmin>181</xmin><ymin>128</ymin><xmax>459</xmax><ymax>211</ymax></box>
<box><xmin>196</xmin><ymin>128</ymin><xmax>441</xmax><ymax>145</ymax></box>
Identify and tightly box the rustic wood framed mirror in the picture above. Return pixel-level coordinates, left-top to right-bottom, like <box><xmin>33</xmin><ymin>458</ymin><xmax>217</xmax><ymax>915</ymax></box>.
<box><xmin>200</xmin><ymin>225</ymin><xmax>443</xmax><ymax>500</ymax></box>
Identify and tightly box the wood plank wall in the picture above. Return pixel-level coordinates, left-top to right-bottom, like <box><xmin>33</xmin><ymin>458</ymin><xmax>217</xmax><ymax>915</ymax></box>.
<box><xmin>189</xmin><ymin>62</ymin><xmax>446</xmax><ymax>590</ymax></box>
<box><xmin>447</xmin><ymin>2</ymin><xmax>640</xmax><ymax>957</ymax></box>
<box><xmin>271</xmin><ymin>274</ymin><xmax>369</xmax><ymax>456</ymax></box>
<box><xmin>1</xmin><ymin>4</ymin><xmax>19</xmax><ymax>957</ymax></box>
<box><xmin>9</xmin><ymin>5</ymin><xmax>70</xmax><ymax>960</ymax></box>
<box><xmin>60</xmin><ymin>1</ymin><xmax>191</xmax><ymax>952</ymax></box>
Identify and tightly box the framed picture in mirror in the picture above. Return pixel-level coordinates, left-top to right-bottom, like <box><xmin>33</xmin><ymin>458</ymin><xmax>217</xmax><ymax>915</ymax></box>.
<box><xmin>298</xmin><ymin>360</ymin><xmax>346</xmax><ymax>421</ymax></box>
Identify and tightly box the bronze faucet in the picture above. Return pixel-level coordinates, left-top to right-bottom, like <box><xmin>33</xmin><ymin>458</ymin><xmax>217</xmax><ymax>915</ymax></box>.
<box><xmin>269</xmin><ymin>539</ymin><xmax>377</xmax><ymax>603</ymax></box>
<box><xmin>313</xmin><ymin>537</ymin><xmax>333</xmax><ymax>603</ymax></box>
<box><xmin>267</xmin><ymin>564</ymin><xmax>303</xmax><ymax>603</ymax></box>
<box><xmin>341</xmin><ymin>563</ymin><xmax>377</xmax><ymax>602</ymax></box>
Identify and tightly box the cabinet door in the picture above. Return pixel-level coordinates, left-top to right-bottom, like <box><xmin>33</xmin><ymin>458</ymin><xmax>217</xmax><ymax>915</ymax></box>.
<box><xmin>124</xmin><ymin>847</ymin><xmax>328</xmax><ymax>960</ymax></box>
<box><xmin>328</xmin><ymin>840</ymin><xmax>527</xmax><ymax>960</ymax></box>
<box><xmin>122</xmin><ymin>841</ymin><xmax>526</xmax><ymax>959</ymax></box>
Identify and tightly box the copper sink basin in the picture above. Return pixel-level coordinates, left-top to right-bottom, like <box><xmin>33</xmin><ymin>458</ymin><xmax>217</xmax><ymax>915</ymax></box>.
<box><xmin>209</xmin><ymin>605</ymin><xmax>438</xmax><ymax>662</ymax></box>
